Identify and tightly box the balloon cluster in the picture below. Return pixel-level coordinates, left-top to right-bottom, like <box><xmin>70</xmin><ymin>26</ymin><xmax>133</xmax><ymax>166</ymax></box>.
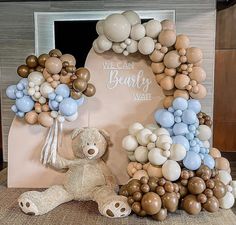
<box><xmin>197</xmin><ymin>112</ymin><xmax>213</xmax><ymax>127</ymax></box>
<box><xmin>154</xmin><ymin>97</ymin><xmax>214</xmax><ymax>170</ymax></box>
<box><xmin>93</xmin><ymin>10</ymin><xmax>207</xmax><ymax>105</ymax></box>
<box><xmin>6</xmin><ymin>49</ymin><xmax>96</xmax><ymax>127</ymax></box>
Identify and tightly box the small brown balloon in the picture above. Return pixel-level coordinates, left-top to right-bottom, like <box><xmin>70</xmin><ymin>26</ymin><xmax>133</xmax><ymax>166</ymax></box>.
<box><xmin>118</xmin><ymin>184</ymin><xmax>129</xmax><ymax>197</ymax></box>
<box><xmin>36</xmin><ymin>65</ymin><xmax>44</xmax><ymax>72</ymax></box>
<box><xmin>65</xmin><ymin>65</ymin><xmax>76</xmax><ymax>73</ymax></box>
<box><xmin>182</xmin><ymin>194</ymin><xmax>201</xmax><ymax>215</ymax></box>
<box><xmin>204</xmin><ymin>188</ymin><xmax>213</xmax><ymax>198</ymax></box>
<box><xmin>148</xmin><ymin>177</ymin><xmax>158</xmax><ymax>191</ymax></box>
<box><xmin>188</xmin><ymin>177</ymin><xmax>206</xmax><ymax>195</ymax></box>
<box><xmin>38</xmin><ymin>112</ymin><xmax>54</xmax><ymax>128</ymax></box>
<box><xmin>156</xmin><ymin>186</ymin><xmax>165</xmax><ymax>196</ymax></box>
<box><xmin>161</xmin><ymin>192</ymin><xmax>178</xmax><ymax>213</ymax></box>
<box><xmin>26</xmin><ymin>55</ymin><xmax>38</xmax><ymax>68</ymax></box>
<box><xmin>203</xmin><ymin>196</ymin><xmax>219</xmax><ymax>213</ymax></box>
<box><xmin>132</xmin><ymin>202</ymin><xmax>141</xmax><ymax>214</ymax></box>
<box><xmin>164</xmin><ymin>181</ymin><xmax>174</xmax><ymax>193</ymax></box>
<box><xmin>83</xmin><ymin>83</ymin><xmax>96</xmax><ymax>97</ymax></box>
<box><xmin>73</xmin><ymin>78</ymin><xmax>87</xmax><ymax>92</ymax></box>
<box><xmin>70</xmin><ymin>90</ymin><xmax>83</xmax><ymax>100</ymax></box>
<box><xmin>127</xmin><ymin>196</ymin><xmax>134</xmax><ymax>205</ymax></box>
<box><xmin>17</xmin><ymin>65</ymin><xmax>29</xmax><ymax>78</ymax></box>
<box><xmin>197</xmin><ymin>193</ymin><xmax>207</xmax><ymax>204</ymax></box>
<box><xmin>133</xmin><ymin>191</ymin><xmax>142</xmax><ymax>201</ymax></box>
<box><xmin>206</xmin><ymin>179</ymin><xmax>215</xmax><ymax>189</ymax></box>
<box><xmin>137</xmin><ymin>209</ymin><xmax>147</xmax><ymax>217</ymax></box>
<box><xmin>178</xmin><ymin>182</ymin><xmax>188</xmax><ymax>198</ymax></box>
<box><xmin>24</xmin><ymin>111</ymin><xmax>38</xmax><ymax>125</ymax></box>
<box><xmin>141</xmin><ymin>184</ymin><xmax>150</xmax><ymax>193</ymax></box>
<box><xmin>158</xmin><ymin>178</ymin><xmax>166</xmax><ymax>186</ymax></box>
<box><xmin>196</xmin><ymin>165</ymin><xmax>212</xmax><ymax>181</ymax></box>
<box><xmin>76</xmin><ymin>67</ymin><xmax>91</xmax><ymax>82</ymax></box>
<box><xmin>127</xmin><ymin>179</ymin><xmax>141</xmax><ymax>195</ymax></box>
<box><xmin>141</xmin><ymin>192</ymin><xmax>162</xmax><ymax>215</ymax></box>
<box><xmin>140</xmin><ymin>176</ymin><xmax>149</xmax><ymax>184</ymax></box>
<box><xmin>38</xmin><ymin>54</ymin><xmax>50</xmax><ymax>67</ymax></box>
<box><xmin>49</xmin><ymin>49</ymin><xmax>62</xmax><ymax>57</ymax></box>
<box><xmin>181</xmin><ymin>170</ymin><xmax>190</xmax><ymax>180</ymax></box>
<box><xmin>213</xmin><ymin>180</ymin><xmax>226</xmax><ymax>199</ymax></box>
<box><xmin>152</xmin><ymin>208</ymin><xmax>167</xmax><ymax>221</ymax></box>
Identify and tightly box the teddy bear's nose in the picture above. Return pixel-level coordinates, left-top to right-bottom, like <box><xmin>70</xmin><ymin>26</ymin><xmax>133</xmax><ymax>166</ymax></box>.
<box><xmin>88</xmin><ymin>149</ymin><xmax>95</xmax><ymax>155</ymax></box>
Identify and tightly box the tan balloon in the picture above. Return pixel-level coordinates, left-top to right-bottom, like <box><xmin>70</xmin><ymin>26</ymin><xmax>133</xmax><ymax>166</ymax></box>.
<box><xmin>215</xmin><ymin>157</ymin><xmax>230</xmax><ymax>170</ymax></box>
<box><xmin>163</xmin><ymin>96</ymin><xmax>174</xmax><ymax>108</ymax></box>
<box><xmin>141</xmin><ymin>192</ymin><xmax>162</xmax><ymax>215</ymax></box>
<box><xmin>189</xmin><ymin>84</ymin><xmax>207</xmax><ymax>99</ymax></box>
<box><xmin>186</xmin><ymin>47</ymin><xmax>203</xmax><ymax>64</ymax></box>
<box><xmin>60</xmin><ymin>54</ymin><xmax>76</xmax><ymax>66</ymax></box>
<box><xmin>174</xmin><ymin>74</ymin><xmax>190</xmax><ymax>89</ymax></box>
<box><xmin>158</xmin><ymin>29</ymin><xmax>176</xmax><ymax>47</ymax></box>
<box><xmin>151</xmin><ymin>62</ymin><xmax>165</xmax><ymax>74</ymax></box>
<box><xmin>163</xmin><ymin>50</ymin><xmax>181</xmax><ymax>69</ymax></box>
<box><xmin>60</xmin><ymin>74</ymin><xmax>71</xmax><ymax>84</ymax></box>
<box><xmin>149</xmin><ymin>50</ymin><xmax>164</xmax><ymax>62</ymax></box>
<box><xmin>164</xmin><ymin>68</ymin><xmax>176</xmax><ymax>76</ymax></box>
<box><xmin>146</xmin><ymin>164</ymin><xmax>163</xmax><ymax>178</ymax></box>
<box><xmin>209</xmin><ymin>148</ymin><xmax>221</xmax><ymax>158</ymax></box>
<box><xmin>175</xmin><ymin>34</ymin><xmax>190</xmax><ymax>50</ymax></box>
<box><xmin>155</xmin><ymin>73</ymin><xmax>165</xmax><ymax>84</ymax></box>
<box><xmin>161</xmin><ymin>19</ymin><xmax>176</xmax><ymax>31</ymax></box>
<box><xmin>162</xmin><ymin>88</ymin><xmax>175</xmax><ymax>96</ymax></box>
<box><xmin>138</xmin><ymin>36</ymin><xmax>155</xmax><ymax>55</ymax></box>
<box><xmin>38</xmin><ymin>112</ymin><xmax>54</xmax><ymax>128</ymax></box>
<box><xmin>174</xmin><ymin>89</ymin><xmax>189</xmax><ymax>99</ymax></box>
<box><xmin>24</xmin><ymin>111</ymin><xmax>38</xmax><ymax>125</ymax></box>
<box><xmin>160</xmin><ymin>76</ymin><xmax>174</xmax><ymax>91</ymax></box>
<box><xmin>189</xmin><ymin>67</ymin><xmax>206</xmax><ymax>83</ymax></box>
<box><xmin>45</xmin><ymin>57</ymin><xmax>63</xmax><ymax>74</ymax></box>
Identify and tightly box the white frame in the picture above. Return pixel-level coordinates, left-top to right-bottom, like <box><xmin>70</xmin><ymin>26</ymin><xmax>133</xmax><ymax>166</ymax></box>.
<box><xmin>34</xmin><ymin>10</ymin><xmax>175</xmax><ymax>55</ymax></box>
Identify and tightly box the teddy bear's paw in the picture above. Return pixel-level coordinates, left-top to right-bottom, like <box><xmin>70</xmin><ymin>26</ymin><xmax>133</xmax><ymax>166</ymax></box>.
<box><xmin>101</xmin><ymin>196</ymin><xmax>131</xmax><ymax>218</ymax></box>
<box><xmin>18</xmin><ymin>195</ymin><xmax>39</xmax><ymax>216</ymax></box>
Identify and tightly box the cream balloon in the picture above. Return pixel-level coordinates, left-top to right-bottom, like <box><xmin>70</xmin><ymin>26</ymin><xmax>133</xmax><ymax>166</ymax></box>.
<box><xmin>103</xmin><ymin>14</ymin><xmax>131</xmax><ymax>42</ymax></box>
<box><xmin>93</xmin><ymin>40</ymin><xmax>104</xmax><ymax>53</ymax></box>
<box><xmin>122</xmin><ymin>135</ymin><xmax>138</xmax><ymax>151</ymax></box>
<box><xmin>197</xmin><ymin>125</ymin><xmax>212</xmax><ymax>141</ymax></box>
<box><xmin>96</xmin><ymin>20</ymin><xmax>104</xmax><ymax>35</ymax></box>
<box><xmin>154</xmin><ymin>128</ymin><xmax>170</xmax><ymax>136</ymax></box>
<box><xmin>127</xmin><ymin>152</ymin><xmax>136</xmax><ymax>161</ymax></box>
<box><xmin>112</xmin><ymin>43</ymin><xmax>123</xmax><ymax>54</ymax></box>
<box><xmin>169</xmin><ymin>144</ymin><xmax>186</xmax><ymax>161</ymax></box>
<box><xmin>39</xmin><ymin>82</ymin><xmax>54</xmax><ymax>98</ymax></box>
<box><xmin>138</xmin><ymin>37</ymin><xmax>155</xmax><ymax>55</ymax></box>
<box><xmin>126</xmin><ymin>40</ymin><xmax>138</xmax><ymax>53</ymax></box>
<box><xmin>134</xmin><ymin>146</ymin><xmax>148</xmax><ymax>163</ymax></box>
<box><xmin>219</xmin><ymin>192</ymin><xmax>235</xmax><ymax>209</ymax></box>
<box><xmin>136</xmin><ymin>128</ymin><xmax>153</xmax><ymax>146</ymax></box>
<box><xmin>130</xmin><ymin>24</ymin><xmax>146</xmax><ymax>40</ymax></box>
<box><xmin>60</xmin><ymin>54</ymin><xmax>76</xmax><ymax>66</ymax></box>
<box><xmin>96</xmin><ymin>35</ymin><xmax>112</xmax><ymax>51</ymax></box>
<box><xmin>156</xmin><ymin>134</ymin><xmax>172</xmax><ymax>150</ymax></box>
<box><xmin>148</xmin><ymin>148</ymin><xmax>167</xmax><ymax>166</ymax></box>
<box><xmin>122</xmin><ymin>10</ymin><xmax>141</xmax><ymax>26</ymax></box>
<box><xmin>145</xmin><ymin>19</ymin><xmax>162</xmax><ymax>38</ymax></box>
<box><xmin>162</xmin><ymin>160</ymin><xmax>181</xmax><ymax>181</ymax></box>
<box><xmin>129</xmin><ymin>122</ymin><xmax>144</xmax><ymax>135</ymax></box>
<box><xmin>145</xmin><ymin>123</ymin><xmax>160</xmax><ymax>132</ymax></box>
<box><xmin>28</xmin><ymin>71</ymin><xmax>45</xmax><ymax>86</ymax></box>
<box><xmin>218</xmin><ymin>170</ymin><xmax>232</xmax><ymax>185</ymax></box>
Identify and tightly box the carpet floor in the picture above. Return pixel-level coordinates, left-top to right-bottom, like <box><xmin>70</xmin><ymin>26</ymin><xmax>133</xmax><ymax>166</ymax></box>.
<box><xmin>0</xmin><ymin>168</ymin><xmax>236</xmax><ymax>225</ymax></box>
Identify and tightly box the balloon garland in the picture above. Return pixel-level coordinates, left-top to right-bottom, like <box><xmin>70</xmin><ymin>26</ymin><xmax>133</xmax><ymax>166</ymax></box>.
<box><xmin>93</xmin><ymin>10</ymin><xmax>236</xmax><ymax>221</ymax></box>
<box><xmin>6</xmin><ymin>49</ymin><xmax>96</xmax><ymax>164</ymax></box>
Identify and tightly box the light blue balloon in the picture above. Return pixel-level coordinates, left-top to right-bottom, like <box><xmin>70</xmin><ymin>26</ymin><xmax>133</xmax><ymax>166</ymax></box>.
<box><xmin>205</xmin><ymin>148</ymin><xmax>209</xmax><ymax>154</ymax></box>
<box><xmin>55</xmin><ymin>95</ymin><xmax>63</xmax><ymax>102</ymax></box>
<box><xmin>174</xmin><ymin>109</ymin><xmax>182</xmax><ymax>117</ymax></box>
<box><xmin>55</xmin><ymin>84</ymin><xmax>70</xmax><ymax>98</ymax></box>
<box><xmin>168</xmin><ymin>107</ymin><xmax>174</xmax><ymax>113</ymax></box>
<box><xmin>51</xmin><ymin>100</ymin><xmax>59</xmax><ymax>110</ymax></box>
<box><xmin>188</xmin><ymin>125</ymin><xmax>196</xmax><ymax>132</ymax></box>
<box><xmin>23</xmin><ymin>89</ymin><xmax>29</xmax><ymax>96</ymax></box>
<box><xmin>16</xmin><ymin>91</ymin><xmax>24</xmax><ymax>99</ymax></box>
<box><xmin>188</xmin><ymin>99</ymin><xmax>201</xmax><ymax>114</ymax></box>
<box><xmin>174</xmin><ymin>116</ymin><xmax>181</xmax><ymax>123</ymax></box>
<box><xmin>190</xmin><ymin>140</ymin><xmax>197</xmax><ymax>147</ymax></box>
<box><xmin>154</xmin><ymin>109</ymin><xmax>166</xmax><ymax>121</ymax></box>
<box><xmin>173</xmin><ymin>122</ymin><xmax>189</xmax><ymax>135</ymax></box>
<box><xmin>59</xmin><ymin>97</ymin><xmax>77</xmax><ymax>116</ymax></box>
<box><xmin>17</xmin><ymin>111</ymin><xmax>25</xmax><ymax>118</ymax></box>
<box><xmin>199</xmin><ymin>153</ymin><xmax>204</xmax><ymax>160</ymax></box>
<box><xmin>203</xmin><ymin>154</ymin><xmax>215</xmax><ymax>169</ymax></box>
<box><xmin>16</xmin><ymin>82</ymin><xmax>24</xmax><ymax>91</ymax></box>
<box><xmin>6</xmin><ymin>85</ymin><xmax>17</xmax><ymax>100</ymax></box>
<box><xmin>48</xmin><ymin>92</ymin><xmax>56</xmax><ymax>100</ymax></box>
<box><xmin>49</xmin><ymin>100</ymin><xmax>57</xmax><ymax>111</ymax></box>
<box><xmin>15</xmin><ymin>96</ymin><xmax>34</xmax><ymax>113</ymax></box>
<box><xmin>173</xmin><ymin>97</ymin><xmax>188</xmax><ymax>111</ymax></box>
<box><xmin>155</xmin><ymin>110</ymin><xmax>174</xmax><ymax>128</ymax></box>
<box><xmin>19</xmin><ymin>78</ymin><xmax>28</xmax><ymax>87</ymax></box>
<box><xmin>185</xmin><ymin>132</ymin><xmax>194</xmax><ymax>140</ymax></box>
<box><xmin>11</xmin><ymin>105</ymin><xmax>18</xmax><ymax>113</ymax></box>
<box><xmin>191</xmin><ymin>145</ymin><xmax>200</xmax><ymax>153</ymax></box>
<box><xmin>182</xmin><ymin>109</ymin><xmax>197</xmax><ymax>124</ymax></box>
<box><xmin>172</xmin><ymin>135</ymin><xmax>190</xmax><ymax>151</ymax></box>
<box><xmin>200</xmin><ymin>147</ymin><xmax>206</xmax><ymax>154</ymax></box>
<box><xmin>183</xmin><ymin>151</ymin><xmax>201</xmax><ymax>170</ymax></box>
<box><xmin>76</xmin><ymin>96</ymin><xmax>85</xmax><ymax>107</ymax></box>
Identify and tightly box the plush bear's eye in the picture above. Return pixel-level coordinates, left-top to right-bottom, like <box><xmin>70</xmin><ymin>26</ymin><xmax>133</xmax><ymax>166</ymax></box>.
<box><xmin>87</xmin><ymin>143</ymin><xmax>89</xmax><ymax>146</ymax></box>
<box><xmin>94</xmin><ymin>143</ymin><xmax>96</xmax><ymax>146</ymax></box>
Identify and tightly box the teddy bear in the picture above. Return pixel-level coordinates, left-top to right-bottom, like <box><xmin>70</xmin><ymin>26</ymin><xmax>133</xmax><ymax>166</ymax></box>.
<box><xmin>18</xmin><ymin>127</ymin><xmax>131</xmax><ymax>218</ymax></box>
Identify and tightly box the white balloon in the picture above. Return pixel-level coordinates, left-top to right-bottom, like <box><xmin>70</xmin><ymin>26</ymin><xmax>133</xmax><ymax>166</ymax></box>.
<box><xmin>130</xmin><ymin>24</ymin><xmax>146</xmax><ymax>40</ymax></box>
<box><xmin>96</xmin><ymin>35</ymin><xmax>112</xmax><ymax>51</ymax></box>
<box><xmin>129</xmin><ymin>122</ymin><xmax>144</xmax><ymax>135</ymax></box>
<box><xmin>127</xmin><ymin>151</ymin><xmax>136</xmax><ymax>161</ymax></box>
<box><xmin>122</xmin><ymin>135</ymin><xmax>138</xmax><ymax>151</ymax></box>
<box><xmin>197</xmin><ymin>125</ymin><xmax>212</xmax><ymax>141</ymax></box>
<box><xmin>126</xmin><ymin>40</ymin><xmax>138</xmax><ymax>53</ymax></box>
<box><xmin>136</xmin><ymin>128</ymin><xmax>152</xmax><ymax>146</ymax></box>
<box><xmin>203</xmin><ymin>140</ymin><xmax>210</xmax><ymax>148</ymax></box>
<box><xmin>156</xmin><ymin>134</ymin><xmax>172</xmax><ymax>150</ymax></box>
<box><xmin>39</xmin><ymin>96</ymin><xmax>46</xmax><ymax>104</ymax></box>
<box><xmin>134</xmin><ymin>146</ymin><xmax>148</xmax><ymax>163</ymax></box>
<box><xmin>39</xmin><ymin>82</ymin><xmax>54</xmax><ymax>98</ymax></box>
<box><xmin>153</xmin><ymin>128</ymin><xmax>169</xmax><ymax>136</ymax></box>
<box><xmin>148</xmin><ymin>148</ymin><xmax>167</xmax><ymax>166</ymax></box>
<box><xmin>147</xmin><ymin>142</ymin><xmax>156</xmax><ymax>150</ymax></box>
<box><xmin>28</xmin><ymin>71</ymin><xmax>45</xmax><ymax>86</ymax></box>
<box><xmin>65</xmin><ymin>111</ymin><xmax>78</xmax><ymax>122</ymax></box>
<box><xmin>93</xmin><ymin>39</ymin><xmax>104</xmax><ymax>53</ymax></box>
<box><xmin>145</xmin><ymin>123</ymin><xmax>160</xmax><ymax>132</ymax></box>
<box><xmin>103</xmin><ymin>14</ymin><xmax>131</xmax><ymax>42</ymax></box>
<box><xmin>162</xmin><ymin>160</ymin><xmax>181</xmax><ymax>181</ymax></box>
<box><xmin>145</xmin><ymin>19</ymin><xmax>162</xmax><ymax>38</ymax></box>
<box><xmin>138</xmin><ymin>37</ymin><xmax>155</xmax><ymax>55</ymax></box>
<box><xmin>169</xmin><ymin>144</ymin><xmax>186</xmax><ymax>161</ymax></box>
<box><xmin>96</xmin><ymin>20</ymin><xmax>104</xmax><ymax>35</ymax></box>
<box><xmin>218</xmin><ymin>170</ymin><xmax>232</xmax><ymax>185</ymax></box>
<box><xmin>149</xmin><ymin>133</ymin><xmax>157</xmax><ymax>142</ymax></box>
<box><xmin>122</xmin><ymin>10</ymin><xmax>141</xmax><ymax>26</ymax></box>
<box><xmin>112</xmin><ymin>43</ymin><xmax>124</xmax><ymax>54</ymax></box>
<box><xmin>219</xmin><ymin>192</ymin><xmax>235</xmax><ymax>209</ymax></box>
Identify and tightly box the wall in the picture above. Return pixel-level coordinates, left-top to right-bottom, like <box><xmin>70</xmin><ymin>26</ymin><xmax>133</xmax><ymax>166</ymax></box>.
<box><xmin>0</xmin><ymin>0</ymin><xmax>216</xmax><ymax>161</ymax></box>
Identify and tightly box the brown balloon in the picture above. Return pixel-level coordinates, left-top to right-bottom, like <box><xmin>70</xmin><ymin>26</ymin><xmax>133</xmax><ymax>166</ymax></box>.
<box><xmin>152</xmin><ymin>208</ymin><xmax>167</xmax><ymax>221</ymax></box>
<box><xmin>141</xmin><ymin>192</ymin><xmax>162</xmax><ymax>215</ymax></box>
<box><xmin>182</xmin><ymin>194</ymin><xmax>201</xmax><ymax>215</ymax></box>
<box><xmin>127</xmin><ymin>179</ymin><xmax>141</xmax><ymax>195</ymax></box>
<box><xmin>76</xmin><ymin>67</ymin><xmax>91</xmax><ymax>82</ymax></box>
<box><xmin>141</xmin><ymin>184</ymin><xmax>150</xmax><ymax>193</ymax></box>
<box><xmin>197</xmin><ymin>193</ymin><xmax>207</xmax><ymax>204</ymax></box>
<box><xmin>127</xmin><ymin>196</ymin><xmax>134</xmax><ymax>205</ymax></box>
<box><xmin>177</xmin><ymin>182</ymin><xmax>188</xmax><ymax>198</ymax></box>
<box><xmin>17</xmin><ymin>65</ymin><xmax>29</xmax><ymax>78</ymax></box>
<box><xmin>188</xmin><ymin>177</ymin><xmax>206</xmax><ymax>195</ymax></box>
<box><xmin>83</xmin><ymin>83</ymin><xmax>96</xmax><ymax>97</ymax></box>
<box><xmin>73</xmin><ymin>78</ymin><xmax>87</xmax><ymax>92</ymax></box>
<box><xmin>131</xmin><ymin>202</ymin><xmax>141</xmax><ymax>214</ymax></box>
<box><xmin>213</xmin><ymin>180</ymin><xmax>226</xmax><ymax>199</ymax></box>
<box><xmin>161</xmin><ymin>192</ymin><xmax>178</xmax><ymax>213</ymax></box>
<box><xmin>156</xmin><ymin>186</ymin><xmax>165</xmax><ymax>196</ymax></box>
<box><xmin>118</xmin><ymin>184</ymin><xmax>129</xmax><ymax>197</ymax></box>
<box><xmin>133</xmin><ymin>191</ymin><xmax>142</xmax><ymax>201</ymax></box>
<box><xmin>203</xmin><ymin>196</ymin><xmax>219</xmax><ymax>213</ymax></box>
<box><xmin>70</xmin><ymin>90</ymin><xmax>83</xmax><ymax>100</ymax></box>
<box><xmin>140</xmin><ymin>176</ymin><xmax>148</xmax><ymax>184</ymax></box>
<box><xmin>38</xmin><ymin>54</ymin><xmax>50</xmax><ymax>67</ymax></box>
<box><xmin>164</xmin><ymin>181</ymin><xmax>174</xmax><ymax>193</ymax></box>
<box><xmin>49</xmin><ymin>49</ymin><xmax>62</xmax><ymax>57</ymax></box>
<box><xmin>196</xmin><ymin>165</ymin><xmax>212</xmax><ymax>181</ymax></box>
<box><xmin>148</xmin><ymin>177</ymin><xmax>158</xmax><ymax>191</ymax></box>
<box><xmin>66</xmin><ymin>65</ymin><xmax>76</xmax><ymax>73</ymax></box>
<box><xmin>204</xmin><ymin>188</ymin><xmax>213</xmax><ymax>198</ymax></box>
<box><xmin>137</xmin><ymin>209</ymin><xmax>147</xmax><ymax>217</ymax></box>
<box><xmin>26</xmin><ymin>55</ymin><xmax>38</xmax><ymax>68</ymax></box>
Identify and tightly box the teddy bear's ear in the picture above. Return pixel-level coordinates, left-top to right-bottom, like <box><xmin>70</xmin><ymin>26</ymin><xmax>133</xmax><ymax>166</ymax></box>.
<box><xmin>71</xmin><ymin>128</ymin><xmax>85</xmax><ymax>140</ymax></box>
<box><xmin>99</xmin><ymin>129</ymin><xmax>113</xmax><ymax>147</ymax></box>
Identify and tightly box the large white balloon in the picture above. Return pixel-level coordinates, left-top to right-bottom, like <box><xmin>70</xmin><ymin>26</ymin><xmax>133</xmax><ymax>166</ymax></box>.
<box><xmin>169</xmin><ymin>144</ymin><xmax>186</xmax><ymax>161</ymax></box>
<box><xmin>145</xmin><ymin>19</ymin><xmax>162</xmax><ymax>38</ymax></box>
<box><xmin>162</xmin><ymin>160</ymin><xmax>181</xmax><ymax>181</ymax></box>
<box><xmin>134</xmin><ymin>146</ymin><xmax>148</xmax><ymax>163</ymax></box>
<box><xmin>148</xmin><ymin>148</ymin><xmax>167</xmax><ymax>166</ymax></box>
<box><xmin>130</xmin><ymin>24</ymin><xmax>146</xmax><ymax>40</ymax></box>
<box><xmin>122</xmin><ymin>10</ymin><xmax>141</xmax><ymax>26</ymax></box>
<box><xmin>138</xmin><ymin>37</ymin><xmax>155</xmax><ymax>55</ymax></box>
<box><xmin>103</xmin><ymin>14</ymin><xmax>131</xmax><ymax>42</ymax></box>
<box><xmin>197</xmin><ymin>125</ymin><xmax>212</xmax><ymax>141</ymax></box>
<box><xmin>96</xmin><ymin>35</ymin><xmax>112</xmax><ymax>51</ymax></box>
<box><xmin>218</xmin><ymin>170</ymin><xmax>232</xmax><ymax>185</ymax></box>
<box><xmin>28</xmin><ymin>71</ymin><xmax>45</xmax><ymax>86</ymax></box>
<box><xmin>136</xmin><ymin>128</ymin><xmax>152</xmax><ymax>146</ymax></box>
<box><xmin>39</xmin><ymin>82</ymin><xmax>54</xmax><ymax>98</ymax></box>
<box><xmin>219</xmin><ymin>192</ymin><xmax>235</xmax><ymax>209</ymax></box>
<box><xmin>122</xmin><ymin>135</ymin><xmax>138</xmax><ymax>151</ymax></box>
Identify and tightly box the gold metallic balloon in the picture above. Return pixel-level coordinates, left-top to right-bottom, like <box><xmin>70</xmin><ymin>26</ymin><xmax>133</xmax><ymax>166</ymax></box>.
<box><xmin>49</xmin><ymin>49</ymin><xmax>62</xmax><ymax>57</ymax></box>
<box><xmin>188</xmin><ymin>177</ymin><xmax>206</xmax><ymax>195</ymax></box>
<box><xmin>26</xmin><ymin>55</ymin><xmax>38</xmax><ymax>68</ymax></box>
<box><xmin>141</xmin><ymin>192</ymin><xmax>162</xmax><ymax>215</ymax></box>
<box><xmin>83</xmin><ymin>83</ymin><xmax>96</xmax><ymax>97</ymax></box>
<box><xmin>17</xmin><ymin>65</ymin><xmax>29</xmax><ymax>78</ymax></box>
<box><xmin>70</xmin><ymin>90</ymin><xmax>83</xmax><ymax>100</ymax></box>
<box><xmin>73</xmin><ymin>78</ymin><xmax>87</xmax><ymax>92</ymax></box>
<box><xmin>76</xmin><ymin>67</ymin><xmax>91</xmax><ymax>82</ymax></box>
<box><xmin>152</xmin><ymin>208</ymin><xmax>167</xmax><ymax>221</ymax></box>
<box><xmin>38</xmin><ymin>54</ymin><xmax>50</xmax><ymax>67</ymax></box>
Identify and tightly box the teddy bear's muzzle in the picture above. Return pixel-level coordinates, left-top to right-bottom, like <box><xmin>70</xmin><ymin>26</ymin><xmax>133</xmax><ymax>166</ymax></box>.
<box><xmin>83</xmin><ymin>146</ymin><xmax>99</xmax><ymax>159</ymax></box>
